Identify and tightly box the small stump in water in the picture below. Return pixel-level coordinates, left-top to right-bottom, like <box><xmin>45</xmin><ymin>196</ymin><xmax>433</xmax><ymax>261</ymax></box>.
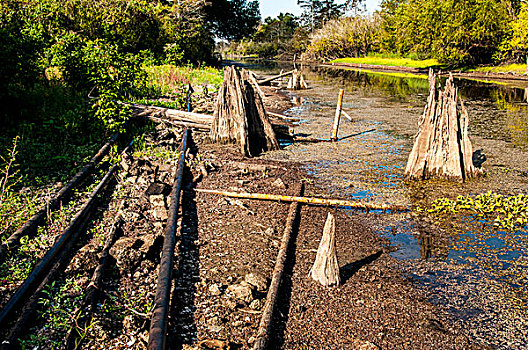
<box><xmin>310</xmin><ymin>213</ymin><xmax>340</xmax><ymax>287</ymax></box>
<box><xmin>210</xmin><ymin>66</ymin><xmax>279</xmax><ymax>157</ymax></box>
<box><xmin>287</xmin><ymin>69</ymin><xmax>308</xmax><ymax>90</ymax></box>
<box><xmin>405</xmin><ymin>70</ymin><xmax>483</xmax><ymax>182</ymax></box>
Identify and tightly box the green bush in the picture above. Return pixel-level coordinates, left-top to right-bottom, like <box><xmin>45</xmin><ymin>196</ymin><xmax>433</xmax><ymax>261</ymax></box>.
<box><xmin>307</xmin><ymin>15</ymin><xmax>381</xmax><ymax>60</ymax></box>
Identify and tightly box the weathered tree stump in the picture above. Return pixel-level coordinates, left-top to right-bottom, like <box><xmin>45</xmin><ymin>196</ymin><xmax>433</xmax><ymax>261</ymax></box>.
<box><xmin>310</xmin><ymin>213</ymin><xmax>340</xmax><ymax>287</ymax></box>
<box><xmin>287</xmin><ymin>69</ymin><xmax>308</xmax><ymax>90</ymax></box>
<box><xmin>210</xmin><ymin>66</ymin><xmax>280</xmax><ymax>157</ymax></box>
<box><xmin>405</xmin><ymin>70</ymin><xmax>483</xmax><ymax>182</ymax></box>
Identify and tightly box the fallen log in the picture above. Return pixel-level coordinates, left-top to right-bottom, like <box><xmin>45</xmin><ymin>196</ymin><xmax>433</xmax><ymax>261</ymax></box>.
<box><xmin>195</xmin><ymin>188</ymin><xmax>407</xmax><ymax>211</ymax></box>
<box><xmin>144</xmin><ymin>115</ymin><xmax>210</xmax><ymax>131</ymax></box>
<box><xmin>292</xmin><ymin>136</ymin><xmax>332</xmax><ymax>143</ymax></box>
<box><xmin>267</xmin><ymin>112</ymin><xmax>301</xmax><ymax>121</ymax></box>
<box><xmin>258</xmin><ymin>70</ymin><xmax>295</xmax><ymax>86</ymax></box>
<box><xmin>253</xmin><ymin>183</ymin><xmax>304</xmax><ymax>350</ymax></box>
<box><xmin>130</xmin><ymin>103</ymin><xmax>213</xmax><ymax>125</ymax></box>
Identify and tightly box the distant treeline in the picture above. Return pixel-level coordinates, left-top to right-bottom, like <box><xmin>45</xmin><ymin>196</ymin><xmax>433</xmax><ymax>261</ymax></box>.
<box><xmin>229</xmin><ymin>0</ymin><xmax>528</xmax><ymax>67</ymax></box>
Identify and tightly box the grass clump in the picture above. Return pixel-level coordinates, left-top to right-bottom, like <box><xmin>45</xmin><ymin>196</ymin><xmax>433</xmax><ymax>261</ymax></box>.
<box><xmin>332</xmin><ymin>56</ymin><xmax>441</xmax><ymax>69</ymax></box>
<box><xmin>470</xmin><ymin>64</ymin><xmax>527</xmax><ymax>74</ymax></box>
<box><xmin>144</xmin><ymin>65</ymin><xmax>223</xmax><ymax>96</ymax></box>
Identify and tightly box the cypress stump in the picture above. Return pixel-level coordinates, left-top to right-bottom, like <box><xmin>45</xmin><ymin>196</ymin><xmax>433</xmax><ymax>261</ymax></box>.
<box><xmin>210</xmin><ymin>66</ymin><xmax>279</xmax><ymax>157</ymax></box>
<box><xmin>287</xmin><ymin>69</ymin><xmax>308</xmax><ymax>90</ymax></box>
<box><xmin>404</xmin><ymin>70</ymin><xmax>483</xmax><ymax>182</ymax></box>
<box><xmin>310</xmin><ymin>213</ymin><xmax>340</xmax><ymax>287</ymax></box>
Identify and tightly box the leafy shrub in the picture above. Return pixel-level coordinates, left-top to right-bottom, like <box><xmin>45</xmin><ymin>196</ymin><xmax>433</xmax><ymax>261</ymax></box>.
<box><xmin>306</xmin><ymin>14</ymin><xmax>381</xmax><ymax>60</ymax></box>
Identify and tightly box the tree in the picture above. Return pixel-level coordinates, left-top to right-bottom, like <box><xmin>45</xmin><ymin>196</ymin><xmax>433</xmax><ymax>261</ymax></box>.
<box><xmin>499</xmin><ymin>1</ymin><xmax>528</xmax><ymax>69</ymax></box>
<box><xmin>378</xmin><ymin>0</ymin><xmax>512</xmax><ymax>65</ymax></box>
<box><xmin>205</xmin><ymin>0</ymin><xmax>261</xmax><ymax>40</ymax></box>
<box><xmin>307</xmin><ymin>14</ymin><xmax>381</xmax><ymax>59</ymax></box>
<box><xmin>297</xmin><ymin>0</ymin><xmax>345</xmax><ymax>31</ymax></box>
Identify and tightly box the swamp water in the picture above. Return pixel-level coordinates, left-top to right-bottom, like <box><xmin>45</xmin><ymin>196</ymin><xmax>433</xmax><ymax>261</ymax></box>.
<box><xmin>251</xmin><ymin>62</ymin><xmax>528</xmax><ymax>349</ymax></box>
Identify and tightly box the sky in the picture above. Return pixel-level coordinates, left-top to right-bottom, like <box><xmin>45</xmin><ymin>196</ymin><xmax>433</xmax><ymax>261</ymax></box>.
<box><xmin>259</xmin><ymin>0</ymin><xmax>381</xmax><ymax>19</ymax></box>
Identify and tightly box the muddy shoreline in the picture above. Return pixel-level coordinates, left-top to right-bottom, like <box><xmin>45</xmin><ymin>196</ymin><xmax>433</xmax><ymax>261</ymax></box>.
<box><xmin>172</xmin><ymin>82</ymin><xmax>504</xmax><ymax>349</ymax></box>
<box><xmin>6</xmin><ymin>66</ymin><xmax>525</xmax><ymax>349</ymax></box>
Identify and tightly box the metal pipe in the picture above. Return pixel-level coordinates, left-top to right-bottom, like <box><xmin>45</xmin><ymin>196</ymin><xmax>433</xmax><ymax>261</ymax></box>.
<box><xmin>0</xmin><ymin>132</ymin><xmax>119</xmax><ymax>263</ymax></box>
<box><xmin>148</xmin><ymin>128</ymin><xmax>189</xmax><ymax>350</ymax></box>
<box><xmin>0</xmin><ymin>153</ymin><xmax>120</xmax><ymax>327</ymax></box>
<box><xmin>253</xmin><ymin>183</ymin><xmax>304</xmax><ymax>350</ymax></box>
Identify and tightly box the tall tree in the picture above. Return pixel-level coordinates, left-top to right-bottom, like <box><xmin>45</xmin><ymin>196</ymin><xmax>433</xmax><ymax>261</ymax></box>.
<box><xmin>379</xmin><ymin>0</ymin><xmax>512</xmax><ymax>65</ymax></box>
<box><xmin>298</xmin><ymin>0</ymin><xmax>345</xmax><ymax>31</ymax></box>
<box><xmin>205</xmin><ymin>0</ymin><xmax>260</xmax><ymax>40</ymax></box>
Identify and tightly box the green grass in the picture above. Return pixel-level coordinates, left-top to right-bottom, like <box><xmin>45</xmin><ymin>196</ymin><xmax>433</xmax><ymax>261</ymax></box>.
<box><xmin>143</xmin><ymin>64</ymin><xmax>223</xmax><ymax>97</ymax></box>
<box><xmin>331</xmin><ymin>56</ymin><xmax>441</xmax><ymax>69</ymax></box>
<box><xmin>469</xmin><ymin>63</ymin><xmax>527</xmax><ymax>74</ymax></box>
<box><xmin>333</xmin><ymin>66</ymin><xmax>429</xmax><ymax>80</ymax></box>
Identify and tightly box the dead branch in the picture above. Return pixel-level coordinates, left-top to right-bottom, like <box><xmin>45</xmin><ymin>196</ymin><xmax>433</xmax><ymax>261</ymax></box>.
<box><xmin>195</xmin><ymin>188</ymin><xmax>407</xmax><ymax>211</ymax></box>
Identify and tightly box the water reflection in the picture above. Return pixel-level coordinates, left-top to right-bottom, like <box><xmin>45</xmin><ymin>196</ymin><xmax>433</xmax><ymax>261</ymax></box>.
<box><xmin>302</xmin><ymin>65</ymin><xmax>528</xmax><ymax>149</ymax></box>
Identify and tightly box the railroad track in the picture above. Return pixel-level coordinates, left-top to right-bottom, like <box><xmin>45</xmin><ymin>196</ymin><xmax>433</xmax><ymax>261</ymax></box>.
<box><xmin>0</xmin><ymin>124</ymin><xmax>193</xmax><ymax>349</ymax></box>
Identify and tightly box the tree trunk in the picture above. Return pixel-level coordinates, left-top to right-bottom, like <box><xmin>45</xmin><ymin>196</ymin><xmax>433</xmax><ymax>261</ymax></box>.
<box><xmin>405</xmin><ymin>70</ymin><xmax>483</xmax><ymax>182</ymax></box>
<box><xmin>210</xmin><ymin>66</ymin><xmax>279</xmax><ymax>157</ymax></box>
<box><xmin>310</xmin><ymin>213</ymin><xmax>340</xmax><ymax>287</ymax></box>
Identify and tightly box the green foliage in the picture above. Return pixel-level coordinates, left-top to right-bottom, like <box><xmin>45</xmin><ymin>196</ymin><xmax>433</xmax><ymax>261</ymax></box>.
<box><xmin>421</xmin><ymin>191</ymin><xmax>528</xmax><ymax>231</ymax></box>
<box><xmin>298</xmin><ymin>0</ymin><xmax>346</xmax><ymax>31</ymax></box>
<box><xmin>1</xmin><ymin>0</ymin><xmax>218</xmax><ymax>129</ymax></box>
<box><xmin>496</xmin><ymin>1</ymin><xmax>528</xmax><ymax>64</ymax></box>
<box><xmin>378</xmin><ymin>0</ymin><xmax>513</xmax><ymax>65</ymax></box>
<box><xmin>231</xmin><ymin>13</ymin><xmax>308</xmax><ymax>58</ymax></box>
<box><xmin>206</xmin><ymin>0</ymin><xmax>261</xmax><ymax>40</ymax></box>
<box><xmin>307</xmin><ymin>14</ymin><xmax>381</xmax><ymax>60</ymax></box>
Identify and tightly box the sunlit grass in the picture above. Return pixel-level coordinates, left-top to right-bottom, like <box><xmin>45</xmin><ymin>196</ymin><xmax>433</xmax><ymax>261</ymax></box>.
<box><xmin>143</xmin><ymin>64</ymin><xmax>223</xmax><ymax>96</ymax></box>
<box><xmin>331</xmin><ymin>56</ymin><xmax>441</xmax><ymax>69</ymax></box>
<box><xmin>330</xmin><ymin>65</ymin><xmax>429</xmax><ymax>80</ymax></box>
<box><xmin>471</xmin><ymin>64</ymin><xmax>527</xmax><ymax>74</ymax></box>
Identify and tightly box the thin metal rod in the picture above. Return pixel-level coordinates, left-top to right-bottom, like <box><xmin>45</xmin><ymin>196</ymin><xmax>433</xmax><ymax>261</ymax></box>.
<box><xmin>148</xmin><ymin>128</ymin><xmax>189</xmax><ymax>350</ymax></box>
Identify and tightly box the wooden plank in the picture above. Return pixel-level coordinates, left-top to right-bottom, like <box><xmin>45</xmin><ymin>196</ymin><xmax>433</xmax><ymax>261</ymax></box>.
<box><xmin>258</xmin><ymin>70</ymin><xmax>295</xmax><ymax>85</ymax></box>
